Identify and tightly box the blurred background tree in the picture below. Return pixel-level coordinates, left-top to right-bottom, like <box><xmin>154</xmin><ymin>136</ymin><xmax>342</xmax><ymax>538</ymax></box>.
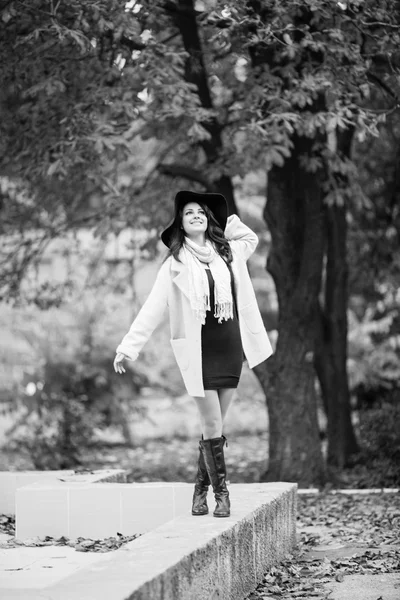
<box><xmin>0</xmin><ymin>0</ymin><xmax>399</xmax><ymax>486</ymax></box>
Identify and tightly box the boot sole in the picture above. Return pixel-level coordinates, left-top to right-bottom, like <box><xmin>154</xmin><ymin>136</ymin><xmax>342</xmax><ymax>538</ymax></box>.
<box><xmin>213</xmin><ymin>513</ymin><xmax>230</xmax><ymax>517</ymax></box>
<box><xmin>191</xmin><ymin>510</ymin><xmax>209</xmax><ymax>516</ymax></box>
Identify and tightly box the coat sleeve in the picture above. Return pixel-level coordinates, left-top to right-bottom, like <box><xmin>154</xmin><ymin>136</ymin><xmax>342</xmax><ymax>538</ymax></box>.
<box><xmin>224</xmin><ymin>214</ymin><xmax>258</xmax><ymax>261</ymax></box>
<box><xmin>116</xmin><ymin>260</ymin><xmax>170</xmax><ymax>361</ymax></box>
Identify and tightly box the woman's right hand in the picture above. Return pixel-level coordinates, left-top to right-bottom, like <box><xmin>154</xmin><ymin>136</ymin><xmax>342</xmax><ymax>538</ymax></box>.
<box><xmin>113</xmin><ymin>352</ymin><xmax>127</xmax><ymax>374</ymax></box>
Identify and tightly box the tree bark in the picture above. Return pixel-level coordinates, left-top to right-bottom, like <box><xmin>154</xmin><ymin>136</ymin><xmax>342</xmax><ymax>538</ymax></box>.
<box><xmin>314</xmin><ymin>125</ymin><xmax>359</xmax><ymax>467</ymax></box>
<box><xmin>213</xmin><ymin>174</ymin><xmax>237</xmax><ymax>215</ymax></box>
<box><xmin>254</xmin><ymin>135</ymin><xmax>326</xmax><ymax>486</ymax></box>
<box><xmin>315</xmin><ymin>204</ymin><xmax>359</xmax><ymax>467</ymax></box>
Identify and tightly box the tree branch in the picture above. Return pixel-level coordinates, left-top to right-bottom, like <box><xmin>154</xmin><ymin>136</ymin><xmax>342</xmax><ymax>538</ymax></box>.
<box><xmin>115</xmin><ymin>33</ymin><xmax>146</xmax><ymax>51</ymax></box>
<box><xmin>158</xmin><ymin>163</ymin><xmax>211</xmax><ymax>189</ymax></box>
<box><xmin>167</xmin><ymin>0</ymin><xmax>224</xmax><ymax>160</ymax></box>
<box><xmin>120</xmin><ymin>36</ymin><xmax>146</xmax><ymax>51</ymax></box>
<box><xmin>361</xmin><ymin>20</ymin><xmax>400</xmax><ymax>29</ymax></box>
<box><xmin>0</xmin><ymin>0</ymin><xmax>16</xmax><ymax>11</ymax></box>
<box><xmin>163</xmin><ymin>0</ymin><xmax>199</xmax><ymax>18</ymax></box>
<box><xmin>367</xmin><ymin>71</ymin><xmax>400</xmax><ymax>104</ymax></box>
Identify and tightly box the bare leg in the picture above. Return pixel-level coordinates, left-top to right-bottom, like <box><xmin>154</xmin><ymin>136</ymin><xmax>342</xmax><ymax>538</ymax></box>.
<box><xmin>193</xmin><ymin>390</ymin><xmax>222</xmax><ymax>439</ymax></box>
<box><xmin>218</xmin><ymin>388</ymin><xmax>236</xmax><ymax>427</ymax></box>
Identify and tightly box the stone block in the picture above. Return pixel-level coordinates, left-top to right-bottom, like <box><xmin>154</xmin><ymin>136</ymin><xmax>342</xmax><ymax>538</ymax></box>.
<box><xmin>68</xmin><ymin>485</ymin><xmax>121</xmax><ymax>540</ymax></box>
<box><xmin>120</xmin><ymin>484</ymin><xmax>174</xmax><ymax>535</ymax></box>
<box><xmin>0</xmin><ymin>470</ymin><xmax>74</xmax><ymax>515</ymax></box>
<box><xmin>16</xmin><ymin>483</ymin><xmax>69</xmax><ymax>540</ymax></box>
<box><xmin>15</xmin><ymin>482</ymin><xmax>194</xmax><ymax>540</ymax></box>
<box><xmin>0</xmin><ymin>469</ymin><xmax>126</xmax><ymax>516</ymax></box>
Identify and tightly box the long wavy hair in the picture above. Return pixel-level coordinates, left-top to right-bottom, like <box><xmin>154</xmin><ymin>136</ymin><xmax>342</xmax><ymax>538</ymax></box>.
<box><xmin>166</xmin><ymin>201</ymin><xmax>233</xmax><ymax>264</ymax></box>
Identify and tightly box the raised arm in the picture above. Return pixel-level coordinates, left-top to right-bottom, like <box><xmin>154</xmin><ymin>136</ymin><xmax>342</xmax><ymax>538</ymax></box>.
<box><xmin>116</xmin><ymin>259</ymin><xmax>170</xmax><ymax>361</ymax></box>
<box><xmin>224</xmin><ymin>214</ymin><xmax>258</xmax><ymax>261</ymax></box>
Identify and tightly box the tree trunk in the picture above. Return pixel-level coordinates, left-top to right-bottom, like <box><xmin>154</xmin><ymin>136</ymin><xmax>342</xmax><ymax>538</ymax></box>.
<box><xmin>315</xmin><ymin>205</ymin><xmax>359</xmax><ymax>467</ymax></box>
<box><xmin>214</xmin><ymin>174</ymin><xmax>237</xmax><ymax>215</ymax></box>
<box><xmin>315</xmin><ymin>124</ymin><xmax>359</xmax><ymax>467</ymax></box>
<box><xmin>169</xmin><ymin>0</ymin><xmax>238</xmax><ymax>215</ymax></box>
<box><xmin>254</xmin><ymin>136</ymin><xmax>326</xmax><ymax>486</ymax></box>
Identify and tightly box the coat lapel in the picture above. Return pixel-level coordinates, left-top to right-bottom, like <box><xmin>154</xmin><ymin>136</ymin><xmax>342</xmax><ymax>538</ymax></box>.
<box><xmin>171</xmin><ymin>257</ymin><xmax>190</xmax><ymax>300</ymax></box>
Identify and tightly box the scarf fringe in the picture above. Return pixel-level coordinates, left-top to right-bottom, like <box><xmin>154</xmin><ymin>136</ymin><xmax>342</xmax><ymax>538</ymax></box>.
<box><xmin>192</xmin><ymin>293</ymin><xmax>211</xmax><ymax>325</ymax></box>
<box><xmin>214</xmin><ymin>301</ymin><xmax>233</xmax><ymax>323</ymax></box>
<box><xmin>181</xmin><ymin>239</ymin><xmax>233</xmax><ymax>324</ymax></box>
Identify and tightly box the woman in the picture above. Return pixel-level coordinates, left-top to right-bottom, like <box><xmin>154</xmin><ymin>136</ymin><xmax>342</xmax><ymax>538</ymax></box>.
<box><xmin>114</xmin><ymin>190</ymin><xmax>273</xmax><ymax>518</ymax></box>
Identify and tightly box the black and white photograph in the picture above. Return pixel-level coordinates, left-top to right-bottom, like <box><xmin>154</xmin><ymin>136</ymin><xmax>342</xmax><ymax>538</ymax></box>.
<box><xmin>0</xmin><ymin>1</ymin><xmax>399</xmax><ymax>599</ymax></box>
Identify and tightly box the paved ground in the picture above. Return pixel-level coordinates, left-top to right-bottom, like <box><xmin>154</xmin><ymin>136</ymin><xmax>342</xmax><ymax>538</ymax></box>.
<box><xmin>328</xmin><ymin>573</ymin><xmax>400</xmax><ymax>600</ymax></box>
<box><xmin>306</xmin><ymin>539</ymin><xmax>400</xmax><ymax>600</ymax></box>
<box><xmin>0</xmin><ymin>532</ymin><xmax>120</xmax><ymax>590</ymax></box>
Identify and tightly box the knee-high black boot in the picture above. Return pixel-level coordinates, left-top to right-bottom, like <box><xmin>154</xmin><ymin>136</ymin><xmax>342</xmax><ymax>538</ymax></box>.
<box><xmin>200</xmin><ymin>435</ymin><xmax>230</xmax><ymax>517</ymax></box>
<box><xmin>192</xmin><ymin>438</ymin><xmax>210</xmax><ymax>515</ymax></box>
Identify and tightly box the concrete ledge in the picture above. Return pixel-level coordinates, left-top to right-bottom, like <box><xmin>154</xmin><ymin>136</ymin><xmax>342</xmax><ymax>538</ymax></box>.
<box><xmin>0</xmin><ymin>469</ymin><xmax>126</xmax><ymax>516</ymax></box>
<box><xmin>7</xmin><ymin>482</ymin><xmax>297</xmax><ymax>600</ymax></box>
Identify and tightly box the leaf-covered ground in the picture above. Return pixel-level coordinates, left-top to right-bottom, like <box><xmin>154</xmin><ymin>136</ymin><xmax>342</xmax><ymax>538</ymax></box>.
<box><xmin>0</xmin><ymin>435</ymin><xmax>270</xmax><ymax>483</ymax></box>
<box><xmin>0</xmin><ymin>514</ymin><xmax>141</xmax><ymax>553</ymax></box>
<box><xmin>0</xmin><ymin>515</ymin><xmax>141</xmax><ymax>552</ymax></box>
<box><xmin>247</xmin><ymin>492</ymin><xmax>400</xmax><ymax>599</ymax></box>
<box><xmin>2</xmin><ymin>433</ymin><xmax>398</xmax><ymax>488</ymax></box>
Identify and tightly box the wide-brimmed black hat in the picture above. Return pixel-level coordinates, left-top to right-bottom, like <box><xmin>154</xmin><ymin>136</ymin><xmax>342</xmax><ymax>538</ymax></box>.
<box><xmin>160</xmin><ymin>190</ymin><xmax>228</xmax><ymax>248</ymax></box>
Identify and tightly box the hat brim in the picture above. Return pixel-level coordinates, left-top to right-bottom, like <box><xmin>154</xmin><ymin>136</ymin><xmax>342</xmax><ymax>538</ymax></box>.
<box><xmin>161</xmin><ymin>190</ymin><xmax>228</xmax><ymax>248</ymax></box>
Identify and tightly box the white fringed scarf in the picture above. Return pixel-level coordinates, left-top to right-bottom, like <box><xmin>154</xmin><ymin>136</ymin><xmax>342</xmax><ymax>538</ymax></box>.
<box><xmin>180</xmin><ymin>238</ymin><xmax>233</xmax><ymax>325</ymax></box>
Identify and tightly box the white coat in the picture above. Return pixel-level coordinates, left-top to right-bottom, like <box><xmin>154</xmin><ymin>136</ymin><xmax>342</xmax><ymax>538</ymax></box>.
<box><xmin>116</xmin><ymin>215</ymin><xmax>273</xmax><ymax>397</ymax></box>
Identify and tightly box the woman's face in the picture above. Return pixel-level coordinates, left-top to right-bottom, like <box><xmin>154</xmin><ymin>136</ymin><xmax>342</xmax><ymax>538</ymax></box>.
<box><xmin>181</xmin><ymin>202</ymin><xmax>208</xmax><ymax>238</ymax></box>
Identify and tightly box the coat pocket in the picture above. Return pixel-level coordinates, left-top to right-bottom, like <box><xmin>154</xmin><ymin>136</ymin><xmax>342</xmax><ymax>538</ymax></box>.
<box><xmin>170</xmin><ymin>338</ymin><xmax>190</xmax><ymax>371</ymax></box>
<box><xmin>240</xmin><ymin>303</ymin><xmax>265</xmax><ymax>334</ymax></box>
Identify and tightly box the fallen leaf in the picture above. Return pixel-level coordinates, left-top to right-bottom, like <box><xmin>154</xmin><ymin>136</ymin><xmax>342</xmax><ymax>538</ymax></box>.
<box><xmin>0</xmin><ymin>530</ymin><xmax>142</xmax><ymax>552</ymax></box>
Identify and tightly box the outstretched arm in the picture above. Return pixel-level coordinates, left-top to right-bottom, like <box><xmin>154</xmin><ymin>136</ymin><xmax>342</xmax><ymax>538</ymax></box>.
<box><xmin>224</xmin><ymin>214</ymin><xmax>258</xmax><ymax>261</ymax></box>
<box><xmin>116</xmin><ymin>260</ymin><xmax>170</xmax><ymax>361</ymax></box>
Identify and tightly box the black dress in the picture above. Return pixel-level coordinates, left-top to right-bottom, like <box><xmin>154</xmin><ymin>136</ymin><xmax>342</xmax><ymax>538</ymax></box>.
<box><xmin>202</xmin><ymin>267</ymin><xmax>243</xmax><ymax>390</ymax></box>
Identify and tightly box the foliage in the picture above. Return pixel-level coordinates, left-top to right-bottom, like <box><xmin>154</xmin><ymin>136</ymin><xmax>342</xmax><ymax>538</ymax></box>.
<box><xmin>355</xmin><ymin>403</ymin><xmax>400</xmax><ymax>487</ymax></box>
<box><xmin>212</xmin><ymin>0</ymin><xmax>399</xmax><ymax>170</ymax></box>
<box><xmin>347</xmin><ymin>125</ymin><xmax>400</xmax><ymax>398</ymax></box>
<box><xmin>348</xmin><ymin>298</ymin><xmax>400</xmax><ymax>401</ymax></box>
<box><xmin>5</xmin><ymin>353</ymin><xmax>147</xmax><ymax>470</ymax></box>
<box><xmin>7</xmin><ymin>360</ymin><xmax>110</xmax><ymax>469</ymax></box>
<box><xmin>349</xmin><ymin>106</ymin><xmax>400</xmax><ymax>309</ymax></box>
<box><xmin>1</xmin><ymin>285</ymin><xmax>155</xmax><ymax>468</ymax></box>
<box><xmin>0</xmin><ymin>0</ymin><xmax>198</xmax><ymax>183</ymax></box>
<box><xmin>1</xmin><ymin>0</ymin><xmax>399</xmax><ymax>302</ymax></box>
<box><xmin>0</xmin><ymin>0</ymin><xmax>196</xmax><ymax>301</ymax></box>
<box><xmin>121</xmin><ymin>0</ymin><xmax>400</xmax><ymax>219</ymax></box>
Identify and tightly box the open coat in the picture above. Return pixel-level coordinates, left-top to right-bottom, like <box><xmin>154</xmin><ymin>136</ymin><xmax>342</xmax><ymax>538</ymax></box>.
<box><xmin>116</xmin><ymin>215</ymin><xmax>273</xmax><ymax>397</ymax></box>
